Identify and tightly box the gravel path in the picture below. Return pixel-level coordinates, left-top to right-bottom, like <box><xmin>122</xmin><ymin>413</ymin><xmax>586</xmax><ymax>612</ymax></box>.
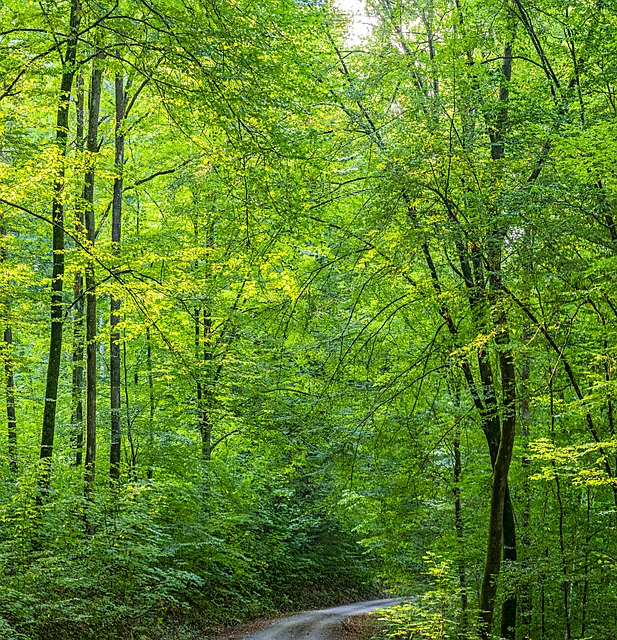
<box><xmin>242</xmin><ymin>599</ymin><xmax>400</xmax><ymax>640</ymax></box>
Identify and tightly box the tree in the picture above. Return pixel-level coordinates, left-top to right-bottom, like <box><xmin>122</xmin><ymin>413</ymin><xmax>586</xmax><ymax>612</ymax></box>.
<box><xmin>39</xmin><ymin>0</ymin><xmax>81</xmax><ymax>473</ymax></box>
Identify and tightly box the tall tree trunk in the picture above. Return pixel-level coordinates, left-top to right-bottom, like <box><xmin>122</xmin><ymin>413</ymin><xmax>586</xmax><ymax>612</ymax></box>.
<box><xmin>71</xmin><ymin>281</ymin><xmax>85</xmax><ymax>466</ymax></box>
<box><xmin>500</xmin><ymin>486</ymin><xmax>517</xmax><ymax>639</ymax></box>
<box><xmin>549</xmin><ymin>372</ymin><xmax>572</xmax><ymax>640</ymax></box>
<box><xmin>555</xmin><ymin>474</ymin><xmax>572</xmax><ymax>640</ymax></box>
<box><xmin>195</xmin><ymin>307</ymin><xmax>203</xmax><ymax>453</ymax></box>
<box><xmin>146</xmin><ymin>324</ymin><xmax>155</xmax><ymax>479</ymax></box>
<box><xmin>541</xmin><ymin>548</ymin><xmax>547</xmax><ymax>640</ymax></box>
<box><xmin>200</xmin><ymin>308</ymin><xmax>213</xmax><ymax>461</ymax></box>
<box><xmin>326</xmin><ymin>36</ymin><xmax>519</xmax><ymax>634</ymax></box>
<box><xmin>122</xmin><ymin>334</ymin><xmax>137</xmax><ymax>479</ymax></box>
<box><xmin>581</xmin><ymin>487</ymin><xmax>591</xmax><ymax>637</ymax></box>
<box><xmin>40</xmin><ymin>0</ymin><xmax>82</xmax><ymax>473</ymax></box>
<box><xmin>195</xmin><ymin>308</ymin><xmax>213</xmax><ymax>461</ymax></box>
<box><xmin>3</xmin><ymin>325</ymin><xmax>17</xmax><ymax>475</ymax></box>
<box><xmin>453</xmin><ymin>428</ymin><xmax>467</xmax><ymax>633</ymax></box>
<box><xmin>110</xmin><ymin>73</ymin><xmax>126</xmax><ymax>483</ymax></box>
<box><xmin>479</xmin><ymin>34</ymin><xmax>516</xmax><ymax>639</ymax></box>
<box><xmin>408</xmin><ymin>198</ymin><xmax>519</xmax><ymax>638</ymax></box>
<box><xmin>479</xmin><ymin>328</ymin><xmax>516</xmax><ymax>638</ymax></box>
<box><xmin>72</xmin><ymin>71</ymin><xmax>85</xmax><ymax>466</ymax></box>
<box><xmin>1</xmin><ymin>226</ymin><xmax>17</xmax><ymax>474</ymax></box>
<box><xmin>84</xmin><ymin>60</ymin><xmax>103</xmax><ymax>494</ymax></box>
<box><xmin>520</xmin><ymin>320</ymin><xmax>533</xmax><ymax>637</ymax></box>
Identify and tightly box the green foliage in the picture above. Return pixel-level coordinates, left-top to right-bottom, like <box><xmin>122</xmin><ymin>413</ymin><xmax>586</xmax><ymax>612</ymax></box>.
<box><xmin>2</xmin><ymin>0</ymin><xmax>617</xmax><ymax>637</ymax></box>
<box><xmin>376</xmin><ymin>555</ymin><xmax>479</xmax><ymax>640</ymax></box>
<box><xmin>0</xmin><ymin>457</ymin><xmax>377</xmax><ymax>639</ymax></box>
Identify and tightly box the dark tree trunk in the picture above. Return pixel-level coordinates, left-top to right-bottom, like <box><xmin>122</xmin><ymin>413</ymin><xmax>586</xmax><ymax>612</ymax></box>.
<box><xmin>521</xmin><ymin>321</ymin><xmax>533</xmax><ymax>637</ymax></box>
<box><xmin>479</xmin><ymin>34</ymin><xmax>516</xmax><ymax>640</ymax></box>
<box><xmin>581</xmin><ymin>488</ymin><xmax>590</xmax><ymax>637</ymax></box>
<box><xmin>84</xmin><ymin>61</ymin><xmax>103</xmax><ymax>493</ymax></box>
<box><xmin>195</xmin><ymin>308</ymin><xmax>213</xmax><ymax>461</ymax></box>
<box><xmin>501</xmin><ymin>488</ymin><xmax>517</xmax><ymax>639</ymax></box>
<box><xmin>195</xmin><ymin>307</ymin><xmax>203</xmax><ymax>453</ymax></box>
<box><xmin>1</xmin><ymin>225</ymin><xmax>17</xmax><ymax>474</ymax></box>
<box><xmin>409</xmin><ymin>200</ymin><xmax>518</xmax><ymax>638</ymax></box>
<box><xmin>479</xmin><ymin>337</ymin><xmax>516</xmax><ymax>638</ymax></box>
<box><xmin>40</xmin><ymin>0</ymin><xmax>82</xmax><ymax>472</ymax></box>
<box><xmin>201</xmin><ymin>308</ymin><xmax>213</xmax><ymax>461</ymax></box>
<box><xmin>549</xmin><ymin>374</ymin><xmax>572</xmax><ymax>640</ymax></box>
<box><xmin>146</xmin><ymin>325</ymin><xmax>154</xmax><ymax>479</ymax></box>
<box><xmin>122</xmin><ymin>335</ymin><xmax>137</xmax><ymax>479</ymax></box>
<box><xmin>110</xmin><ymin>73</ymin><xmax>126</xmax><ymax>483</ymax></box>
<box><xmin>453</xmin><ymin>428</ymin><xmax>468</xmax><ymax>632</ymax></box>
<box><xmin>476</xmin><ymin>260</ymin><xmax>517</xmax><ymax>638</ymax></box>
<box><xmin>3</xmin><ymin>324</ymin><xmax>17</xmax><ymax>475</ymax></box>
<box><xmin>72</xmin><ymin>71</ymin><xmax>85</xmax><ymax>467</ymax></box>
<box><xmin>71</xmin><ymin>279</ymin><xmax>85</xmax><ymax>466</ymax></box>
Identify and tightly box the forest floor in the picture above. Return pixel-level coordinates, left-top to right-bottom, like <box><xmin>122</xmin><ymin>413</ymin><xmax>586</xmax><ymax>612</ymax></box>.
<box><xmin>335</xmin><ymin>614</ymin><xmax>380</xmax><ymax>640</ymax></box>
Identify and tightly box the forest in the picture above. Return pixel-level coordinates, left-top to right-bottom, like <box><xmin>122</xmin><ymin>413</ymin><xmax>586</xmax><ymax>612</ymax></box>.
<box><xmin>1</xmin><ymin>0</ymin><xmax>616</xmax><ymax>638</ymax></box>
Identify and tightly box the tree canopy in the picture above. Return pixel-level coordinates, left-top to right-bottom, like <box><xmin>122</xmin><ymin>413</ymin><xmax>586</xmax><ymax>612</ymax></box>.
<box><xmin>1</xmin><ymin>0</ymin><xmax>617</xmax><ymax>638</ymax></box>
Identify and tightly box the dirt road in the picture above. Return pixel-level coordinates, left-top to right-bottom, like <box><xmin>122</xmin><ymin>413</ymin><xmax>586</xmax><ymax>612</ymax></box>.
<box><xmin>242</xmin><ymin>599</ymin><xmax>400</xmax><ymax>640</ymax></box>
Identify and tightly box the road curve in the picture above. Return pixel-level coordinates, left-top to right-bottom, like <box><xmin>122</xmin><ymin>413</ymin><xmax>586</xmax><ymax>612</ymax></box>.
<box><xmin>243</xmin><ymin>599</ymin><xmax>401</xmax><ymax>640</ymax></box>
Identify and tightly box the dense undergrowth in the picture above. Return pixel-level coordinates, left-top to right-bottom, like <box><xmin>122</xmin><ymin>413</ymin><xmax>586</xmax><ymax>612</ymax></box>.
<box><xmin>0</xmin><ymin>461</ymin><xmax>379</xmax><ymax>640</ymax></box>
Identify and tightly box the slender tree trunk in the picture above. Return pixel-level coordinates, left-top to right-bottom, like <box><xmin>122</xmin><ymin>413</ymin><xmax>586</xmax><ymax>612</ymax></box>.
<box><xmin>541</xmin><ymin>547</ymin><xmax>547</xmax><ymax>640</ymax></box>
<box><xmin>453</xmin><ymin>428</ymin><xmax>468</xmax><ymax>633</ymax></box>
<box><xmin>581</xmin><ymin>487</ymin><xmax>590</xmax><ymax>637</ymax></box>
<box><xmin>72</xmin><ymin>71</ymin><xmax>85</xmax><ymax>466</ymax></box>
<box><xmin>84</xmin><ymin>60</ymin><xmax>103</xmax><ymax>494</ymax></box>
<box><xmin>1</xmin><ymin>225</ymin><xmax>17</xmax><ymax>474</ymax></box>
<box><xmin>520</xmin><ymin>320</ymin><xmax>533</xmax><ymax>637</ymax></box>
<box><xmin>541</xmin><ymin>554</ymin><xmax>546</xmax><ymax>640</ymax></box>
<box><xmin>555</xmin><ymin>475</ymin><xmax>572</xmax><ymax>640</ymax></box>
<box><xmin>550</xmin><ymin>373</ymin><xmax>572</xmax><ymax>640</ymax></box>
<box><xmin>195</xmin><ymin>306</ymin><xmax>203</xmax><ymax>452</ymax></box>
<box><xmin>110</xmin><ymin>73</ymin><xmax>126</xmax><ymax>482</ymax></box>
<box><xmin>71</xmin><ymin>281</ymin><xmax>85</xmax><ymax>466</ymax></box>
<box><xmin>476</xmin><ymin>337</ymin><xmax>517</xmax><ymax>640</ymax></box>
<box><xmin>146</xmin><ymin>324</ymin><xmax>154</xmax><ymax>479</ymax></box>
<box><xmin>501</xmin><ymin>488</ymin><xmax>517</xmax><ymax>639</ymax></box>
<box><xmin>122</xmin><ymin>334</ymin><xmax>137</xmax><ymax>479</ymax></box>
<box><xmin>201</xmin><ymin>308</ymin><xmax>212</xmax><ymax>461</ymax></box>
<box><xmin>195</xmin><ymin>308</ymin><xmax>212</xmax><ymax>461</ymax></box>
<box><xmin>40</xmin><ymin>0</ymin><xmax>82</xmax><ymax>474</ymax></box>
<box><xmin>3</xmin><ymin>324</ymin><xmax>17</xmax><ymax>475</ymax></box>
<box><xmin>1</xmin><ymin>259</ymin><xmax>17</xmax><ymax>476</ymax></box>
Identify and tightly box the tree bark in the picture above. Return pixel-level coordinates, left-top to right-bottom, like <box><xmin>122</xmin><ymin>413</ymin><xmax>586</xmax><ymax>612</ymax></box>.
<box><xmin>122</xmin><ymin>334</ymin><xmax>137</xmax><ymax>479</ymax></box>
<box><xmin>72</xmin><ymin>71</ymin><xmax>85</xmax><ymax>467</ymax></box>
<box><xmin>195</xmin><ymin>308</ymin><xmax>213</xmax><ymax>461</ymax></box>
<box><xmin>408</xmin><ymin>200</ymin><xmax>518</xmax><ymax>637</ymax></box>
<box><xmin>110</xmin><ymin>73</ymin><xmax>126</xmax><ymax>483</ymax></box>
<box><xmin>549</xmin><ymin>373</ymin><xmax>572</xmax><ymax>640</ymax></box>
<box><xmin>479</xmin><ymin>34</ymin><xmax>516</xmax><ymax>639</ymax></box>
<box><xmin>40</xmin><ymin>0</ymin><xmax>82</xmax><ymax>471</ymax></box>
<box><xmin>479</xmin><ymin>333</ymin><xmax>516</xmax><ymax>638</ymax></box>
<box><xmin>453</xmin><ymin>428</ymin><xmax>468</xmax><ymax>633</ymax></box>
<box><xmin>520</xmin><ymin>322</ymin><xmax>532</xmax><ymax>636</ymax></box>
<box><xmin>146</xmin><ymin>324</ymin><xmax>155</xmax><ymax>479</ymax></box>
<box><xmin>3</xmin><ymin>325</ymin><xmax>17</xmax><ymax>475</ymax></box>
<box><xmin>84</xmin><ymin>60</ymin><xmax>103</xmax><ymax>493</ymax></box>
<box><xmin>201</xmin><ymin>308</ymin><xmax>213</xmax><ymax>461</ymax></box>
<box><xmin>1</xmin><ymin>226</ymin><xmax>17</xmax><ymax>475</ymax></box>
<box><xmin>581</xmin><ymin>487</ymin><xmax>591</xmax><ymax>637</ymax></box>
